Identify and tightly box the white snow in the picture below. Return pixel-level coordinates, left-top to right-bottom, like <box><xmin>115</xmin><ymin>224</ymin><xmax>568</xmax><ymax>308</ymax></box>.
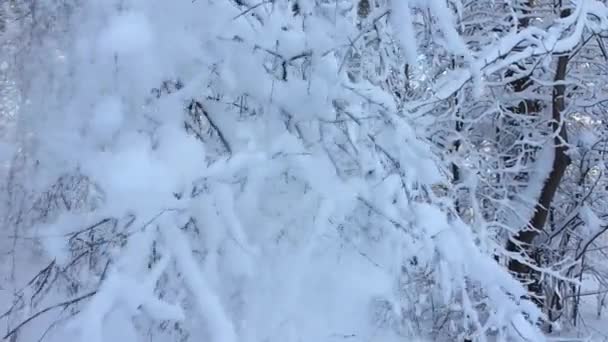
<box><xmin>97</xmin><ymin>12</ymin><xmax>154</xmax><ymax>56</ymax></box>
<box><xmin>90</xmin><ymin>96</ymin><xmax>124</xmax><ymax>142</ymax></box>
<box><xmin>390</xmin><ymin>0</ymin><xmax>418</xmax><ymax>66</ymax></box>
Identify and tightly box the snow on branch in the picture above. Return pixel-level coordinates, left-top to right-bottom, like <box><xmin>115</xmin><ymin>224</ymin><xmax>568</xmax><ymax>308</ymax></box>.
<box><xmin>411</xmin><ymin>0</ymin><xmax>608</xmax><ymax>104</ymax></box>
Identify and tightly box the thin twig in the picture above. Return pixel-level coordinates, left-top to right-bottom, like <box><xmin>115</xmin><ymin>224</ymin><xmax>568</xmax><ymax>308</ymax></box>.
<box><xmin>3</xmin><ymin>291</ymin><xmax>96</xmax><ymax>340</ymax></box>
<box><xmin>233</xmin><ymin>0</ymin><xmax>271</xmax><ymax>20</ymax></box>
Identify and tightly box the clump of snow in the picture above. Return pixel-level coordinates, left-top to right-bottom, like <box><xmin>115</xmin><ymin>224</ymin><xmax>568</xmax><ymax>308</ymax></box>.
<box><xmin>580</xmin><ymin>204</ymin><xmax>605</xmax><ymax>235</ymax></box>
<box><xmin>97</xmin><ymin>12</ymin><xmax>154</xmax><ymax>56</ymax></box>
<box><xmin>390</xmin><ymin>0</ymin><xmax>418</xmax><ymax>66</ymax></box>
<box><xmin>90</xmin><ymin>96</ymin><xmax>124</xmax><ymax>142</ymax></box>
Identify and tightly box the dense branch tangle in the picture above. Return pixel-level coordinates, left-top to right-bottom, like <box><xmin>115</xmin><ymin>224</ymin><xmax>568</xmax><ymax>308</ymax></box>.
<box><xmin>417</xmin><ymin>0</ymin><xmax>608</xmax><ymax>327</ymax></box>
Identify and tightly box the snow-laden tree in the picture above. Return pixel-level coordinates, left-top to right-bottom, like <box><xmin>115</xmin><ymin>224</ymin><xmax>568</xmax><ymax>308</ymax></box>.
<box><xmin>8</xmin><ymin>0</ymin><xmax>608</xmax><ymax>341</ymax></box>
<box><xmin>400</xmin><ymin>0</ymin><xmax>608</xmax><ymax>334</ymax></box>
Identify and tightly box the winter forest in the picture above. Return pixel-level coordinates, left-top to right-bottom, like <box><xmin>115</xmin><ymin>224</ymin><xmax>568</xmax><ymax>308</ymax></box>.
<box><xmin>3</xmin><ymin>0</ymin><xmax>608</xmax><ymax>341</ymax></box>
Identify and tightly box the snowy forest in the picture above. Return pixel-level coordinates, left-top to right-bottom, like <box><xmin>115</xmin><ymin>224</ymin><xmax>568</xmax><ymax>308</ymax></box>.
<box><xmin>2</xmin><ymin>0</ymin><xmax>608</xmax><ymax>341</ymax></box>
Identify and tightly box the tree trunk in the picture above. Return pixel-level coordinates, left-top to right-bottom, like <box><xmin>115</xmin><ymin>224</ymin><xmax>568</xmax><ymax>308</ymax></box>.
<box><xmin>506</xmin><ymin>13</ymin><xmax>571</xmax><ymax>307</ymax></box>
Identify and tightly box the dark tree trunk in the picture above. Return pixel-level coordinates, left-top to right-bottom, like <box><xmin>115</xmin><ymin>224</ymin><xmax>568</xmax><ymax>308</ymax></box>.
<box><xmin>505</xmin><ymin>12</ymin><xmax>571</xmax><ymax>307</ymax></box>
